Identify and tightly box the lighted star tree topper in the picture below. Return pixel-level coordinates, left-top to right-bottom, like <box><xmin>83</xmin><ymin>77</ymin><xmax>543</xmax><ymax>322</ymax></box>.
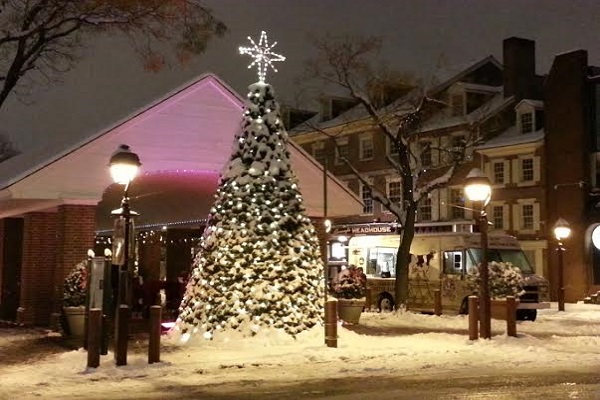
<box><xmin>239</xmin><ymin>30</ymin><xmax>286</xmax><ymax>83</ymax></box>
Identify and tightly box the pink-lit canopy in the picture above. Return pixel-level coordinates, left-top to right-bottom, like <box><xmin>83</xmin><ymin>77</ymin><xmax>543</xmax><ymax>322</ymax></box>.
<box><xmin>0</xmin><ymin>74</ymin><xmax>361</xmax><ymax>224</ymax></box>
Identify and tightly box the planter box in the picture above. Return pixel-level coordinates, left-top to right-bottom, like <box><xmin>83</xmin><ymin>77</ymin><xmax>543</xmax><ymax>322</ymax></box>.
<box><xmin>337</xmin><ymin>298</ymin><xmax>365</xmax><ymax>325</ymax></box>
<box><xmin>490</xmin><ymin>298</ymin><xmax>519</xmax><ymax>321</ymax></box>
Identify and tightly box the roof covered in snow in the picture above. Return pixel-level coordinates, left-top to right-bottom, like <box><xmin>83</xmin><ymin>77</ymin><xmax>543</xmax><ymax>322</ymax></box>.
<box><xmin>290</xmin><ymin>55</ymin><xmax>503</xmax><ymax>135</ymax></box>
<box><xmin>0</xmin><ymin>74</ymin><xmax>362</xmax><ymax>220</ymax></box>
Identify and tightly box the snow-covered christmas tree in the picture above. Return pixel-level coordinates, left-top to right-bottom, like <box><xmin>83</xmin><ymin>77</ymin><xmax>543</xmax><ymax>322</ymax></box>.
<box><xmin>176</xmin><ymin>31</ymin><xmax>324</xmax><ymax>341</ymax></box>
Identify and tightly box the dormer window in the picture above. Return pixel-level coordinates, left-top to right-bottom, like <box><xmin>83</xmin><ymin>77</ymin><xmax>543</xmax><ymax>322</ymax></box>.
<box><xmin>520</xmin><ymin>112</ymin><xmax>533</xmax><ymax>134</ymax></box>
<box><xmin>515</xmin><ymin>99</ymin><xmax>543</xmax><ymax>134</ymax></box>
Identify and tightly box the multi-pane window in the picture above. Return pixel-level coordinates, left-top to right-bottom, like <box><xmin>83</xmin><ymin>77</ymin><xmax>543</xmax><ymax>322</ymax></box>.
<box><xmin>417</xmin><ymin>197</ymin><xmax>432</xmax><ymax>222</ymax></box>
<box><xmin>420</xmin><ymin>142</ymin><xmax>432</xmax><ymax>167</ymax></box>
<box><xmin>493</xmin><ymin>162</ymin><xmax>504</xmax><ymax>184</ymax></box>
<box><xmin>312</xmin><ymin>141</ymin><xmax>326</xmax><ymax>165</ymax></box>
<box><xmin>450</xmin><ymin>188</ymin><xmax>465</xmax><ymax>219</ymax></box>
<box><xmin>492</xmin><ymin>205</ymin><xmax>504</xmax><ymax>229</ymax></box>
<box><xmin>361</xmin><ymin>183</ymin><xmax>373</xmax><ymax>214</ymax></box>
<box><xmin>388</xmin><ymin>180</ymin><xmax>402</xmax><ymax>207</ymax></box>
<box><xmin>451</xmin><ymin>94</ymin><xmax>464</xmax><ymax>116</ymax></box>
<box><xmin>521</xmin><ymin>158</ymin><xmax>534</xmax><ymax>182</ymax></box>
<box><xmin>520</xmin><ymin>112</ymin><xmax>533</xmax><ymax>134</ymax></box>
<box><xmin>359</xmin><ymin>133</ymin><xmax>374</xmax><ymax>160</ymax></box>
<box><xmin>335</xmin><ymin>137</ymin><xmax>349</xmax><ymax>164</ymax></box>
<box><xmin>522</xmin><ymin>204</ymin><xmax>534</xmax><ymax>229</ymax></box>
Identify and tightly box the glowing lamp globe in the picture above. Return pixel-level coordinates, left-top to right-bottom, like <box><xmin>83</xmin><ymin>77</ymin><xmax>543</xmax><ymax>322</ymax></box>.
<box><xmin>464</xmin><ymin>168</ymin><xmax>492</xmax><ymax>202</ymax></box>
<box><xmin>553</xmin><ymin>218</ymin><xmax>571</xmax><ymax>241</ymax></box>
<box><xmin>109</xmin><ymin>144</ymin><xmax>141</xmax><ymax>185</ymax></box>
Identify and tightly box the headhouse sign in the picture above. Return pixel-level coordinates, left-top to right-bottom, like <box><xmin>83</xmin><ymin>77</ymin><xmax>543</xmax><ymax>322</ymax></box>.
<box><xmin>330</xmin><ymin>223</ymin><xmax>400</xmax><ymax>236</ymax></box>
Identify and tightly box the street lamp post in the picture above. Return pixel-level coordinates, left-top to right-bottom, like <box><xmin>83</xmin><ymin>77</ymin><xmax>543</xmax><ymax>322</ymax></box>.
<box><xmin>464</xmin><ymin>168</ymin><xmax>492</xmax><ymax>339</ymax></box>
<box><xmin>553</xmin><ymin>218</ymin><xmax>571</xmax><ymax>312</ymax></box>
<box><xmin>109</xmin><ymin>144</ymin><xmax>141</xmax><ymax>366</ymax></box>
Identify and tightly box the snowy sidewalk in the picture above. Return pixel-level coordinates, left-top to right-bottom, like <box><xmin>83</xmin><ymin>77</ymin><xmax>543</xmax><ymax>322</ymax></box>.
<box><xmin>1</xmin><ymin>303</ymin><xmax>599</xmax><ymax>399</ymax></box>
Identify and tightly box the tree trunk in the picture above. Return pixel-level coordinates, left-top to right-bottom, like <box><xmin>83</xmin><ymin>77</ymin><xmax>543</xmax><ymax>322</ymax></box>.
<box><xmin>394</xmin><ymin>205</ymin><xmax>417</xmax><ymax>308</ymax></box>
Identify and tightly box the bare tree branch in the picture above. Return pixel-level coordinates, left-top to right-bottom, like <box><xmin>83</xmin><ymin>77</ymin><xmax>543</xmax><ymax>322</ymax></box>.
<box><xmin>0</xmin><ymin>0</ymin><xmax>227</xmax><ymax>109</ymax></box>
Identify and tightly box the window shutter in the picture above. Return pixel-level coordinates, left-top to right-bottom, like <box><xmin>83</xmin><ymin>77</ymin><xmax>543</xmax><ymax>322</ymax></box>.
<box><xmin>483</xmin><ymin>161</ymin><xmax>491</xmax><ymax>179</ymax></box>
<box><xmin>533</xmin><ymin>156</ymin><xmax>541</xmax><ymax>182</ymax></box>
<box><xmin>503</xmin><ymin>204</ymin><xmax>510</xmax><ymax>231</ymax></box>
<box><xmin>533</xmin><ymin>202</ymin><xmax>541</xmax><ymax>231</ymax></box>
<box><xmin>439</xmin><ymin>188</ymin><xmax>448</xmax><ymax>220</ymax></box>
<box><xmin>504</xmin><ymin>160</ymin><xmax>510</xmax><ymax>185</ymax></box>
<box><xmin>511</xmin><ymin>159</ymin><xmax>519</xmax><ymax>184</ymax></box>
<box><xmin>512</xmin><ymin>204</ymin><xmax>520</xmax><ymax>231</ymax></box>
<box><xmin>439</xmin><ymin>136</ymin><xmax>449</xmax><ymax>164</ymax></box>
<box><xmin>430</xmin><ymin>189</ymin><xmax>440</xmax><ymax>221</ymax></box>
<box><xmin>431</xmin><ymin>138</ymin><xmax>439</xmax><ymax>166</ymax></box>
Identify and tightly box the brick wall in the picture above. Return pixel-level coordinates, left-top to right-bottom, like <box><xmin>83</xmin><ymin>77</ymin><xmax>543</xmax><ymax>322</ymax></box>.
<box><xmin>53</xmin><ymin>205</ymin><xmax>97</xmax><ymax>314</ymax></box>
<box><xmin>139</xmin><ymin>239</ymin><xmax>162</xmax><ymax>282</ymax></box>
<box><xmin>19</xmin><ymin>212</ymin><xmax>57</xmax><ymax>325</ymax></box>
<box><xmin>545</xmin><ymin>50</ymin><xmax>590</xmax><ymax>301</ymax></box>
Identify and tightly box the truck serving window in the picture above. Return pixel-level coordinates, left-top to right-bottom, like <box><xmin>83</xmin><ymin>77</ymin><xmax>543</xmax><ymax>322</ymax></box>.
<box><xmin>466</xmin><ymin>249</ymin><xmax>534</xmax><ymax>274</ymax></box>
<box><xmin>367</xmin><ymin>247</ymin><xmax>396</xmax><ymax>277</ymax></box>
<box><xmin>443</xmin><ymin>251</ymin><xmax>464</xmax><ymax>275</ymax></box>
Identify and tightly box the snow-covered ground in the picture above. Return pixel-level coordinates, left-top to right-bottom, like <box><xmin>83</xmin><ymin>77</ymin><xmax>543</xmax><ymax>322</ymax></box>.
<box><xmin>1</xmin><ymin>303</ymin><xmax>599</xmax><ymax>399</ymax></box>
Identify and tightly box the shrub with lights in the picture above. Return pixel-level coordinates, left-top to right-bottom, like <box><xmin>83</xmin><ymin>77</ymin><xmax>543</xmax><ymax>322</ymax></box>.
<box><xmin>330</xmin><ymin>265</ymin><xmax>367</xmax><ymax>299</ymax></box>
<box><xmin>467</xmin><ymin>261</ymin><xmax>525</xmax><ymax>299</ymax></box>
<box><xmin>63</xmin><ymin>260</ymin><xmax>88</xmax><ymax>307</ymax></box>
<box><xmin>176</xmin><ymin>31</ymin><xmax>324</xmax><ymax>341</ymax></box>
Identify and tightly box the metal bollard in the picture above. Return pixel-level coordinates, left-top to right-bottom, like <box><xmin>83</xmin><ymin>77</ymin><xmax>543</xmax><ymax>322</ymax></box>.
<box><xmin>87</xmin><ymin>308</ymin><xmax>102</xmax><ymax>368</ymax></box>
<box><xmin>468</xmin><ymin>296</ymin><xmax>479</xmax><ymax>340</ymax></box>
<box><xmin>324</xmin><ymin>300</ymin><xmax>338</xmax><ymax>348</ymax></box>
<box><xmin>148</xmin><ymin>306</ymin><xmax>161</xmax><ymax>364</ymax></box>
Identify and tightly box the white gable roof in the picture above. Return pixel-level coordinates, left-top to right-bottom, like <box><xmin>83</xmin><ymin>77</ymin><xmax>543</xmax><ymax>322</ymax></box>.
<box><xmin>0</xmin><ymin>73</ymin><xmax>361</xmax><ymax>219</ymax></box>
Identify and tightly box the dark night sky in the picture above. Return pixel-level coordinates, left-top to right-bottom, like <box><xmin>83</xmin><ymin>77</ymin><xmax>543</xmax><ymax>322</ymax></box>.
<box><xmin>1</xmin><ymin>0</ymin><xmax>600</xmax><ymax>152</ymax></box>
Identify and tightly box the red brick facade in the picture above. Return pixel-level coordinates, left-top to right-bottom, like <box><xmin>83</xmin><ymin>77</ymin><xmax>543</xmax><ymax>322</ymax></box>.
<box><xmin>18</xmin><ymin>212</ymin><xmax>58</xmax><ymax>325</ymax></box>
<box><xmin>14</xmin><ymin>204</ymin><xmax>96</xmax><ymax>325</ymax></box>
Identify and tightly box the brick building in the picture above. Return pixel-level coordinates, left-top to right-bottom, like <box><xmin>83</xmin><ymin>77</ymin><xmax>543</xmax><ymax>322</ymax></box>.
<box><xmin>545</xmin><ymin>49</ymin><xmax>600</xmax><ymax>300</ymax></box>
<box><xmin>0</xmin><ymin>74</ymin><xmax>360</xmax><ymax>326</ymax></box>
<box><xmin>291</xmin><ymin>38</ymin><xmax>554</xmax><ymax>286</ymax></box>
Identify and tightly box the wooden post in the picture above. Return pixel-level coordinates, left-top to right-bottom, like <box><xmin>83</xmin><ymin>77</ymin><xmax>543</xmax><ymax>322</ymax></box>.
<box><xmin>87</xmin><ymin>308</ymin><xmax>101</xmax><ymax>368</ymax></box>
<box><xmin>115</xmin><ymin>305</ymin><xmax>129</xmax><ymax>366</ymax></box>
<box><xmin>434</xmin><ymin>289</ymin><xmax>442</xmax><ymax>316</ymax></box>
<box><xmin>324</xmin><ymin>300</ymin><xmax>337</xmax><ymax>348</ymax></box>
<box><xmin>468</xmin><ymin>296</ymin><xmax>479</xmax><ymax>341</ymax></box>
<box><xmin>100</xmin><ymin>314</ymin><xmax>109</xmax><ymax>356</ymax></box>
<box><xmin>148</xmin><ymin>305</ymin><xmax>161</xmax><ymax>364</ymax></box>
<box><xmin>506</xmin><ymin>296</ymin><xmax>517</xmax><ymax>337</ymax></box>
<box><xmin>365</xmin><ymin>288</ymin><xmax>372</xmax><ymax>310</ymax></box>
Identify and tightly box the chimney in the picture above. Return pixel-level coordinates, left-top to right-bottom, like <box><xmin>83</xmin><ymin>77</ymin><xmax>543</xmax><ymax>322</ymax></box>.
<box><xmin>503</xmin><ymin>37</ymin><xmax>536</xmax><ymax>101</ymax></box>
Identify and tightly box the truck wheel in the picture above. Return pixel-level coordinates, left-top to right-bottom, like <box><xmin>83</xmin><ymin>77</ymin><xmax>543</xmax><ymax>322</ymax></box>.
<box><xmin>516</xmin><ymin>309</ymin><xmax>537</xmax><ymax>321</ymax></box>
<box><xmin>377</xmin><ymin>293</ymin><xmax>395</xmax><ymax>312</ymax></box>
<box><xmin>459</xmin><ymin>298</ymin><xmax>469</xmax><ymax>315</ymax></box>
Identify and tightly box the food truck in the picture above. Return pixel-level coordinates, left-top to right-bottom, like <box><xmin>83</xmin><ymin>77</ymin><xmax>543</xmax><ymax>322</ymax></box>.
<box><xmin>328</xmin><ymin>222</ymin><xmax>550</xmax><ymax>321</ymax></box>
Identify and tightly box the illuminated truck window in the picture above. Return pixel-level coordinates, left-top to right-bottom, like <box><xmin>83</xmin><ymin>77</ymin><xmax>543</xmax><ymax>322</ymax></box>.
<box><xmin>443</xmin><ymin>251</ymin><xmax>464</xmax><ymax>274</ymax></box>
<box><xmin>465</xmin><ymin>249</ymin><xmax>535</xmax><ymax>274</ymax></box>
<box><xmin>367</xmin><ymin>247</ymin><xmax>396</xmax><ymax>277</ymax></box>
